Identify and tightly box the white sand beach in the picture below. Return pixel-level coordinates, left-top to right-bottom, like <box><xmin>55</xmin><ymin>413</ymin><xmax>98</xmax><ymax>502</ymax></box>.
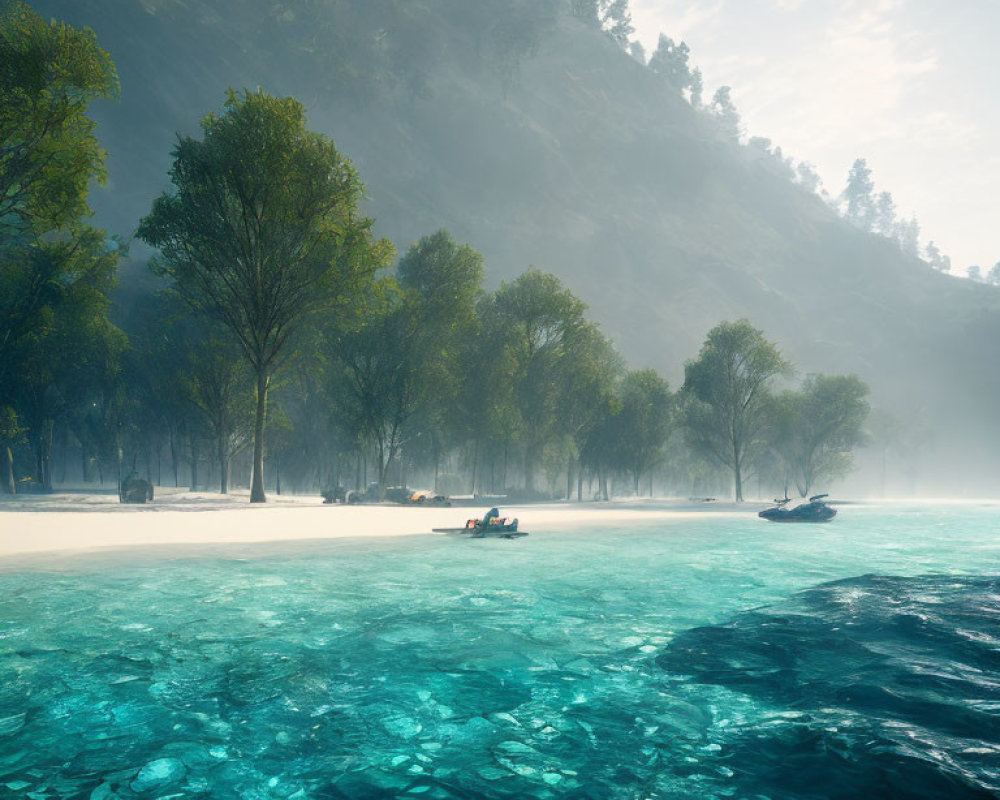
<box><xmin>0</xmin><ymin>488</ymin><xmax>751</xmax><ymax>560</ymax></box>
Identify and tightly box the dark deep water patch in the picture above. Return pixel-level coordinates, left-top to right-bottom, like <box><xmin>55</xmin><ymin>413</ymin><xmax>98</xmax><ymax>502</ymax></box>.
<box><xmin>658</xmin><ymin>574</ymin><xmax>1000</xmax><ymax>799</ymax></box>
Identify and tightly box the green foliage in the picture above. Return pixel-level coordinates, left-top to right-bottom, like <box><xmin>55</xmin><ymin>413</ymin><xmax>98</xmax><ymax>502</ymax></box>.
<box><xmin>481</xmin><ymin>268</ymin><xmax>589</xmax><ymax>490</ymax></box>
<box><xmin>0</xmin><ymin>0</ymin><xmax>118</xmax><ymax>234</ymax></box>
<box><xmin>648</xmin><ymin>34</ymin><xmax>693</xmax><ymax>95</ymax></box>
<box><xmin>842</xmin><ymin>158</ymin><xmax>875</xmax><ymax>232</ymax></box>
<box><xmin>682</xmin><ymin>319</ymin><xmax>790</xmax><ymax>501</ymax></box>
<box><xmin>614</xmin><ymin>369</ymin><xmax>673</xmax><ymax>494</ymax></box>
<box><xmin>769</xmin><ymin>374</ymin><xmax>870</xmax><ymax>497</ymax></box>
<box><xmin>326</xmin><ymin>231</ymin><xmax>485</xmax><ymax>498</ymax></box>
<box><xmin>709</xmin><ymin>86</ymin><xmax>740</xmax><ymax>140</ymax></box>
<box><xmin>138</xmin><ymin>88</ymin><xmax>393</xmax><ymax>501</ymax></box>
<box><xmin>0</xmin><ymin>230</ymin><xmax>125</xmax><ymax>485</ymax></box>
<box><xmin>581</xmin><ymin>368</ymin><xmax>671</xmax><ymax>496</ymax></box>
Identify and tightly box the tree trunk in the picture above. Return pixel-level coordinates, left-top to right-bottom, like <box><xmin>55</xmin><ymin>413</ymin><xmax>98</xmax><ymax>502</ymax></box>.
<box><xmin>376</xmin><ymin>437</ymin><xmax>386</xmax><ymax>500</ymax></box>
<box><xmin>34</xmin><ymin>435</ymin><xmax>44</xmax><ymax>487</ymax></box>
<box><xmin>250</xmin><ymin>370</ymin><xmax>269</xmax><ymax>503</ymax></box>
<box><xmin>633</xmin><ymin>470</ymin><xmax>640</xmax><ymax>497</ymax></box>
<box><xmin>502</xmin><ymin>442</ymin><xmax>508</xmax><ymax>492</ymax></box>
<box><xmin>470</xmin><ymin>440</ymin><xmax>479</xmax><ymax>495</ymax></box>
<box><xmin>116</xmin><ymin>430</ymin><xmax>123</xmax><ymax>500</ymax></box>
<box><xmin>43</xmin><ymin>419</ymin><xmax>54</xmax><ymax>489</ymax></box>
<box><xmin>577</xmin><ymin>470</ymin><xmax>583</xmax><ymax>503</ymax></box>
<box><xmin>732</xmin><ymin>440</ymin><xmax>743</xmax><ymax>502</ymax></box>
<box><xmin>190</xmin><ymin>438</ymin><xmax>200</xmax><ymax>491</ymax></box>
<box><xmin>566</xmin><ymin>456</ymin><xmax>574</xmax><ymax>502</ymax></box>
<box><xmin>218</xmin><ymin>428</ymin><xmax>228</xmax><ymax>494</ymax></box>
<box><xmin>2</xmin><ymin>445</ymin><xmax>14</xmax><ymax>494</ymax></box>
<box><xmin>57</xmin><ymin>424</ymin><xmax>67</xmax><ymax>484</ymax></box>
<box><xmin>170</xmin><ymin>427</ymin><xmax>179</xmax><ymax>487</ymax></box>
<box><xmin>524</xmin><ymin>446</ymin><xmax>535</xmax><ymax>492</ymax></box>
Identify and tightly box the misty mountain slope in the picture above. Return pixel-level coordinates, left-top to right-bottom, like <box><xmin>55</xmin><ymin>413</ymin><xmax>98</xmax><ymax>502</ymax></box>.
<box><xmin>31</xmin><ymin>0</ymin><xmax>1000</xmax><ymax>480</ymax></box>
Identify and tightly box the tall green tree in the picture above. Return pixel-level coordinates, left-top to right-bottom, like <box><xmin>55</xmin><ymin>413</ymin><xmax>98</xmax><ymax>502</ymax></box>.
<box><xmin>396</xmin><ymin>230</ymin><xmax>484</xmax><ymax>487</ymax></box>
<box><xmin>329</xmin><ymin>232</ymin><xmax>485</xmax><ymax>498</ymax></box>
<box><xmin>1</xmin><ymin>0</ymin><xmax>121</xmax><ymax>462</ymax></box>
<box><xmin>558</xmin><ymin>322</ymin><xmax>622</xmax><ymax>500</ymax></box>
<box><xmin>0</xmin><ymin>0</ymin><xmax>118</xmax><ymax>235</ymax></box>
<box><xmin>326</xmin><ymin>277</ymin><xmax>413</xmax><ymax>499</ymax></box>
<box><xmin>770</xmin><ymin>374</ymin><xmax>870</xmax><ymax>497</ymax></box>
<box><xmin>138</xmin><ymin>89</ymin><xmax>392</xmax><ymax>502</ymax></box>
<box><xmin>682</xmin><ymin>319</ymin><xmax>790</xmax><ymax>501</ymax></box>
<box><xmin>2</xmin><ymin>231</ymin><xmax>124</xmax><ymax>490</ymax></box>
<box><xmin>613</xmin><ymin>369</ymin><xmax>673</xmax><ymax>496</ymax></box>
<box><xmin>483</xmin><ymin>268</ymin><xmax>588</xmax><ymax>492</ymax></box>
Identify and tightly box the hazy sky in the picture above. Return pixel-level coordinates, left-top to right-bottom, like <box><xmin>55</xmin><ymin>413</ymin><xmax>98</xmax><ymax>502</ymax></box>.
<box><xmin>629</xmin><ymin>0</ymin><xmax>1000</xmax><ymax>274</ymax></box>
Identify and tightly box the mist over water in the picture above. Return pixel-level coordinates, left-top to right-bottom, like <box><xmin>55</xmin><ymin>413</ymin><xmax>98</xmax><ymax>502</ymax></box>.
<box><xmin>2</xmin><ymin>503</ymin><xmax>1000</xmax><ymax>798</ymax></box>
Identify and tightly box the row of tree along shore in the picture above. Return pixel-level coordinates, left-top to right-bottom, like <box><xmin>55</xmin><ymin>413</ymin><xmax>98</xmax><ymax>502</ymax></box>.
<box><xmin>0</xmin><ymin>4</ymin><xmax>869</xmax><ymax>502</ymax></box>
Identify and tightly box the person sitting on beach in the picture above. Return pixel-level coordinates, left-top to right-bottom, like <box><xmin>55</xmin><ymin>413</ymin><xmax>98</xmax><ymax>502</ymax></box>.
<box><xmin>480</xmin><ymin>507</ymin><xmax>500</xmax><ymax>529</ymax></box>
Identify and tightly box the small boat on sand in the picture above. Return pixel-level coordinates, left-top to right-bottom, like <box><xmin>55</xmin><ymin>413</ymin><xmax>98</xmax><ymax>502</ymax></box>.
<box><xmin>759</xmin><ymin>494</ymin><xmax>837</xmax><ymax>523</ymax></box>
<box><xmin>433</xmin><ymin>508</ymin><xmax>528</xmax><ymax>539</ymax></box>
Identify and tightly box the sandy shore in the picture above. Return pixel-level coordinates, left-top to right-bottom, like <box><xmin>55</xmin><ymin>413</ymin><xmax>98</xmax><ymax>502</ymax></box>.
<box><xmin>0</xmin><ymin>488</ymin><xmax>752</xmax><ymax>559</ymax></box>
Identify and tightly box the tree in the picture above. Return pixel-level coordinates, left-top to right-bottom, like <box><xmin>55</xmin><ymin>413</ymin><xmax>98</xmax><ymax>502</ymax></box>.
<box><xmin>689</xmin><ymin>67</ymin><xmax>703</xmax><ymax>107</ymax></box>
<box><xmin>987</xmin><ymin>262</ymin><xmax>1000</xmax><ymax>286</ymax></box>
<box><xmin>598</xmin><ymin>0</ymin><xmax>633</xmax><ymax>48</ymax></box>
<box><xmin>842</xmin><ymin>158</ymin><xmax>876</xmax><ymax>231</ymax></box>
<box><xmin>1</xmin><ymin>0</ymin><xmax>121</xmax><ymax>418</ymax></box>
<box><xmin>648</xmin><ymin>34</ymin><xmax>692</xmax><ymax>93</ymax></box>
<box><xmin>874</xmin><ymin>190</ymin><xmax>896</xmax><ymax>237</ymax></box>
<box><xmin>709</xmin><ymin>86</ymin><xmax>740</xmax><ymax>140</ymax></box>
<box><xmin>0</xmin><ymin>0</ymin><xmax>118</xmax><ymax>236</ymax></box>
<box><xmin>682</xmin><ymin>320</ymin><xmax>790</xmax><ymax>501</ymax></box>
<box><xmin>328</xmin><ymin>232</ymin><xmax>484</xmax><ymax>499</ymax></box>
<box><xmin>896</xmin><ymin>215</ymin><xmax>921</xmax><ymax>258</ymax></box>
<box><xmin>612</xmin><ymin>369</ymin><xmax>673</xmax><ymax>496</ymax></box>
<box><xmin>138</xmin><ymin>89</ymin><xmax>392</xmax><ymax>502</ymax></box>
<box><xmin>924</xmin><ymin>241</ymin><xmax>951</xmax><ymax>273</ymax></box>
<box><xmin>1</xmin><ymin>230</ymin><xmax>124</xmax><ymax>490</ymax></box>
<box><xmin>396</xmin><ymin>231</ymin><xmax>484</xmax><ymax>487</ymax></box>
<box><xmin>184</xmin><ymin>332</ymin><xmax>255</xmax><ymax>494</ymax></box>
<box><xmin>769</xmin><ymin>374</ymin><xmax>869</xmax><ymax>497</ymax></box>
<box><xmin>484</xmin><ymin>268</ymin><xmax>588</xmax><ymax>492</ymax></box>
<box><xmin>559</xmin><ymin>322</ymin><xmax>622</xmax><ymax>500</ymax></box>
<box><xmin>795</xmin><ymin>162</ymin><xmax>823</xmax><ymax>195</ymax></box>
<box><xmin>0</xmin><ymin>405</ymin><xmax>22</xmax><ymax>494</ymax></box>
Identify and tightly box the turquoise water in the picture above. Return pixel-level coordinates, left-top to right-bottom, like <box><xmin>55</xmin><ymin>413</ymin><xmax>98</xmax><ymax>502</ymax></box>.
<box><xmin>1</xmin><ymin>504</ymin><xmax>1000</xmax><ymax>798</ymax></box>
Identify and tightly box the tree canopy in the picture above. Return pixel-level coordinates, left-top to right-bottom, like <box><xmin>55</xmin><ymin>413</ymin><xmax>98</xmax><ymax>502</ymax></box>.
<box><xmin>682</xmin><ymin>319</ymin><xmax>790</xmax><ymax>501</ymax></box>
<box><xmin>138</xmin><ymin>88</ymin><xmax>393</xmax><ymax>502</ymax></box>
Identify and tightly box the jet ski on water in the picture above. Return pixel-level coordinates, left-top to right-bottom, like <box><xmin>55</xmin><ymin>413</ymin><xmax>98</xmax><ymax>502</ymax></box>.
<box><xmin>433</xmin><ymin>508</ymin><xmax>528</xmax><ymax>539</ymax></box>
<box><xmin>759</xmin><ymin>494</ymin><xmax>837</xmax><ymax>523</ymax></box>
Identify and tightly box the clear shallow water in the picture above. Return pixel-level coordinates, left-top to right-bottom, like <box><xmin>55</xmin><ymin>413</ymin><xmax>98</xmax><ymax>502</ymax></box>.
<box><xmin>1</xmin><ymin>504</ymin><xmax>999</xmax><ymax>799</ymax></box>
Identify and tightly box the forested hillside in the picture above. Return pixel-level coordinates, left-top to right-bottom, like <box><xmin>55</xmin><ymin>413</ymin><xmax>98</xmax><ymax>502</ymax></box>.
<box><xmin>24</xmin><ymin>0</ymin><xmax>1000</xmax><ymax>491</ymax></box>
